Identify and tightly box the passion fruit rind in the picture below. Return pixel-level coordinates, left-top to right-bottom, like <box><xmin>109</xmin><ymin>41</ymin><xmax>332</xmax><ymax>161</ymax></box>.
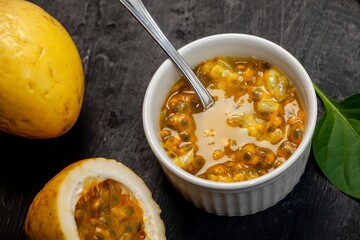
<box><xmin>25</xmin><ymin>158</ymin><xmax>166</xmax><ymax>240</ymax></box>
<box><xmin>0</xmin><ymin>0</ymin><xmax>84</xmax><ymax>139</ymax></box>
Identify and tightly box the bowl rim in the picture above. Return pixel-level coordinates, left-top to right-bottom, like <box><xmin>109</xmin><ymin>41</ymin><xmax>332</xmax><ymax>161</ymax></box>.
<box><xmin>143</xmin><ymin>33</ymin><xmax>318</xmax><ymax>191</ymax></box>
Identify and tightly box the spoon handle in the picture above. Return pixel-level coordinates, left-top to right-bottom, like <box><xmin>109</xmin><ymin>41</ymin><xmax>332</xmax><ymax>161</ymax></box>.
<box><xmin>117</xmin><ymin>0</ymin><xmax>215</xmax><ymax>111</ymax></box>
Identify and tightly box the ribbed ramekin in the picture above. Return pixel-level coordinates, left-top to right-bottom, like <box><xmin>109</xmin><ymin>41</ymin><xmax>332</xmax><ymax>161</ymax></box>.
<box><xmin>142</xmin><ymin>33</ymin><xmax>317</xmax><ymax>216</ymax></box>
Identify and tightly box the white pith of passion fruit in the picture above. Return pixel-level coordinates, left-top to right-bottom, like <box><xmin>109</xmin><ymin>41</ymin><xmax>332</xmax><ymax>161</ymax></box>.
<box><xmin>25</xmin><ymin>157</ymin><xmax>166</xmax><ymax>240</ymax></box>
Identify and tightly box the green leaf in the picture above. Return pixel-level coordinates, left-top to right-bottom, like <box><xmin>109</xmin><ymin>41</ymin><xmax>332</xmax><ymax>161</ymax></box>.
<box><xmin>312</xmin><ymin>83</ymin><xmax>360</xmax><ymax>199</ymax></box>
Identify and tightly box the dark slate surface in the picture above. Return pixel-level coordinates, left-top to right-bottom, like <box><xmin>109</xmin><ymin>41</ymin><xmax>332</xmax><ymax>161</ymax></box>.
<box><xmin>0</xmin><ymin>0</ymin><xmax>359</xmax><ymax>239</ymax></box>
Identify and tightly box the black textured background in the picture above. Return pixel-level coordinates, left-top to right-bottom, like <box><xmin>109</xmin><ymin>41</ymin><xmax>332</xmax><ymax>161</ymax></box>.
<box><xmin>0</xmin><ymin>0</ymin><xmax>359</xmax><ymax>239</ymax></box>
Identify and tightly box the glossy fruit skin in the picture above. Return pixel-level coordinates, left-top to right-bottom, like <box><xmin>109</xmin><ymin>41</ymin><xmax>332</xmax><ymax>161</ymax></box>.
<box><xmin>25</xmin><ymin>168</ymin><xmax>68</xmax><ymax>240</ymax></box>
<box><xmin>0</xmin><ymin>0</ymin><xmax>84</xmax><ymax>138</ymax></box>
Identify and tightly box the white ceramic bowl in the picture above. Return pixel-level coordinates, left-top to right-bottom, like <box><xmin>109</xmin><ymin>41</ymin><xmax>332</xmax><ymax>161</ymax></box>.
<box><xmin>142</xmin><ymin>33</ymin><xmax>317</xmax><ymax>216</ymax></box>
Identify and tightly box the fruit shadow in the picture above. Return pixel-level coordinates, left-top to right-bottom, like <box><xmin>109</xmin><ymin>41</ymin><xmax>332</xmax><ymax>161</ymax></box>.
<box><xmin>0</xmin><ymin>127</ymin><xmax>80</xmax><ymax>192</ymax></box>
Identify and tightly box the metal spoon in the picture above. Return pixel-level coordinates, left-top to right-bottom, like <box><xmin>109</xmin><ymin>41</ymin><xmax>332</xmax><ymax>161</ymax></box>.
<box><xmin>117</xmin><ymin>0</ymin><xmax>215</xmax><ymax>111</ymax></box>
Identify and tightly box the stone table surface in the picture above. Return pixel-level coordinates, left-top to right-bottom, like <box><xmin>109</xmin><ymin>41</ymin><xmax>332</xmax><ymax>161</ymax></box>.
<box><xmin>0</xmin><ymin>0</ymin><xmax>359</xmax><ymax>239</ymax></box>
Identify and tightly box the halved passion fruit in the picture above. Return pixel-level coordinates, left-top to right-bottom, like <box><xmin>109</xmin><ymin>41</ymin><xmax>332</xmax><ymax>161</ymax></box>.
<box><xmin>25</xmin><ymin>158</ymin><xmax>166</xmax><ymax>240</ymax></box>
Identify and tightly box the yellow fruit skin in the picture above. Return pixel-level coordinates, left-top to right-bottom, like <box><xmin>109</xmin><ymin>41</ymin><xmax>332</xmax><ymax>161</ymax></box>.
<box><xmin>25</xmin><ymin>168</ymin><xmax>69</xmax><ymax>240</ymax></box>
<box><xmin>0</xmin><ymin>0</ymin><xmax>84</xmax><ymax>138</ymax></box>
<box><xmin>25</xmin><ymin>160</ymin><xmax>91</xmax><ymax>240</ymax></box>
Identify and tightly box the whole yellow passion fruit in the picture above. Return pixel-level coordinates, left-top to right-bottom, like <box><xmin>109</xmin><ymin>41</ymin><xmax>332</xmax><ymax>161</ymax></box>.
<box><xmin>0</xmin><ymin>0</ymin><xmax>84</xmax><ymax>138</ymax></box>
<box><xmin>25</xmin><ymin>158</ymin><xmax>166</xmax><ymax>240</ymax></box>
